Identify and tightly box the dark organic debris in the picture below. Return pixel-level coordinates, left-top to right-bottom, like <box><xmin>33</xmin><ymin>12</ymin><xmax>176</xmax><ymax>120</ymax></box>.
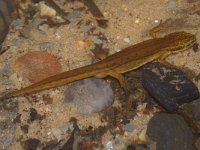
<box><xmin>60</xmin><ymin>117</ymin><xmax>79</xmax><ymax>150</ymax></box>
<box><xmin>146</xmin><ymin>113</ymin><xmax>193</xmax><ymax>150</ymax></box>
<box><xmin>42</xmin><ymin>142</ymin><xmax>60</xmax><ymax>150</ymax></box>
<box><xmin>13</xmin><ymin>113</ymin><xmax>21</xmax><ymax>123</ymax></box>
<box><xmin>80</xmin><ymin>0</ymin><xmax>108</xmax><ymax>28</ymax></box>
<box><xmin>142</xmin><ymin>62</ymin><xmax>199</xmax><ymax>111</ymax></box>
<box><xmin>29</xmin><ymin>108</ymin><xmax>43</xmax><ymax>122</ymax></box>
<box><xmin>21</xmin><ymin>125</ymin><xmax>29</xmax><ymax>134</ymax></box>
<box><xmin>22</xmin><ymin>138</ymin><xmax>40</xmax><ymax>150</ymax></box>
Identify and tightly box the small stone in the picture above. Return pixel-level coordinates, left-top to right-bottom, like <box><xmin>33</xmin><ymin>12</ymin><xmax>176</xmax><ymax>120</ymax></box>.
<box><xmin>2</xmin><ymin>63</ymin><xmax>10</xmax><ymax>76</ymax></box>
<box><xmin>10</xmin><ymin>18</ymin><xmax>23</xmax><ymax>29</ymax></box>
<box><xmin>147</xmin><ymin>113</ymin><xmax>193</xmax><ymax>150</ymax></box>
<box><xmin>154</xmin><ymin>20</ymin><xmax>159</xmax><ymax>24</ymax></box>
<box><xmin>142</xmin><ymin>62</ymin><xmax>199</xmax><ymax>111</ymax></box>
<box><xmin>92</xmin><ymin>36</ymin><xmax>103</xmax><ymax>45</ymax></box>
<box><xmin>124</xmin><ymin>123</ymin><xmax>135</xmax><ymax>132</ymax></box>
<box><xmin>13</xmin><ymin>51</ymin><xmax>62</xmax><ymax>83</ymax></box>
<box><xmin>1</xmin><ymin>79</ymin><xmax>12</xmax><ymax>85</ymax></box>
<box><xmin>81</xmin><ymin>24</ymin><xmax>94</xmax><ymax>32</ymax></box>
<box><xmin>135</xmin><ymin>19</ymin><xmax>140</xmax><ymax>24</ymax></box>
<box><xmin>38</xmin><ymin>24</ymin><xmax>48</xmax><ymax>32</ymax></box>
<box><xmin>123</xmin><ymin>37</ymin><xmax>130</xmax><ymax>43</ymax></box>
<box><xmin>88</xmin><ymin>44</ymin><xmax>95</xmax><ymax>51</ymax></box>
<box><xmin>106</xmin><ymin>141</ymin><xmax>113</xmax><ymax>150</ymax></box>
<box><xmin>39</xmin><ymin>2</ymin><xmax>56</xmax><ymax>17</ymax></box>
<box><xmin>39</xmin><ymin>42</ymin><xmax>52</xmax><ymax>51</ymax></box>
<box><xmin>66</xmin><ymin>11</ymin><xmax>81</xmax><ymax>22</ymax></box>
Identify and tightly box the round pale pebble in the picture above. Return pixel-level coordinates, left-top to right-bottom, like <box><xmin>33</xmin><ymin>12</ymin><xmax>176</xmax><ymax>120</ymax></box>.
<box><xmin>13</xmin><ymin>51</ymin><xmax>62</xmax><ymax>83</ymax></box>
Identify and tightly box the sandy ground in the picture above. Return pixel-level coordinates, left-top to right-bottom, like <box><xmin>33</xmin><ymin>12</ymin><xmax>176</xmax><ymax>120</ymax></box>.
<box><xmin>1</xmin><ymin>0</ymin><xmax>200</xmax><ymax>149</ymax></box>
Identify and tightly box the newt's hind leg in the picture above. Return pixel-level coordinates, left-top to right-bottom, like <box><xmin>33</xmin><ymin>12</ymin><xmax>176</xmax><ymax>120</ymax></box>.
<box><xmin>95</xmin><ymin>70</ymin><xmax>126</xmax><ymax>90</ymax></box>
<box><xmin>96</xmin><ymin>70</ymin><xmax>132</xmax><ymax>109</ymax></box>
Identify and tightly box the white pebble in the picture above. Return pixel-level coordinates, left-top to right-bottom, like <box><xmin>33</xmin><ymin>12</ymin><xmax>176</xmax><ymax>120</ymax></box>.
<box><xmin>123</xmin><ymin>37</ymin><xmax>130</xmax><ymax>43</ymax></box>
<box><xmin>106</xmin><ymin>141</ymin><xmax>113</xmax><ymax>150</ymax></box>
<box><xmin>154</xmin><ymin>19</ymin><xmax>159</xmax><ymax>23</ymax></box>
<box><xmin>39</xmin><ymin>2</ymin><xmax>56</xmax><ymax>17</ymax></box>
<box><xmin>135</xmin><ymin>19</ymin><xmax>140</xmax><ymax>24</ymax></box>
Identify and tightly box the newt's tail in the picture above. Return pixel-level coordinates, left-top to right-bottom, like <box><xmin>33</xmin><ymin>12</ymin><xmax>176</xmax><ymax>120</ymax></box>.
<box><xmin>0</xmin><ymin>64</ymin><xmax>107</xmax><ymax>100</ymax></box>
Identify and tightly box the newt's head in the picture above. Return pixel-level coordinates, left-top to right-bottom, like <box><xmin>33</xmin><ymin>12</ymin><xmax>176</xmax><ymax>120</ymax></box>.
<box><xmin>164</xmin><ymin>31</ymin><xmax>196</xmax><ymax>52</ymax></box>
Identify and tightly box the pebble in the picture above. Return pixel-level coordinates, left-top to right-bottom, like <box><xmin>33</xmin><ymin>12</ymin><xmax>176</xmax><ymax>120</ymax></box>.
<box><xmin>135</xmin><ymin>19</ymin><xmax>140</xmax><ymax>24</ymax></box>
<box><xmin>39</xmin><ymin>2</ymin><xmax>56</xmax><ymax>17</ymax></box>
<box><xmin>124</xmin><ymin>123</ymin><xmax>135</xmax><ymax>132</ymax></box>
<box><xmin>81</xmin><ymin>24</ymin><xmax>94</xmax><ymax>33</ymax></box>
<box><xmin>38</xmin><ymin>24</ymin><xmax>48</xmax><ymax>32</ymax></box>
<box><xmin>142</xmin><ymin>62</ymin><xmax>199</xmax><ymax>111</ymax></box>
<box><xmin>66</xmin><ymin>11</ymin><xmax>81</xmax><ymax>22</ymax></box>
<box><xmin>1</xmin><ymin>79</ymin><xmax>12</xmax><ymax>85</ymax></box>
<box><xmin>39</xmin><ymin>42</ymin><xmax>52</xmax><ymax>51</ymax></box>
<box><xmin>146</xmin><ymin>113</ymin><xmax>193</xmax><ymax>150</ymax></box>
<box><xmin>10</xmin><ymin>18</ymin><xmax>24</xmax><ymax>29</ymax></box>
<box><xmin>123</xmin><ymin>37</ymin><xmax>130</xmax><ymax>43</ymax></box>
<box><xmin>2</xmin><ymin>63</ymin><xmax>10</xmax><ymax>76</ymax></box>
<box><xmin>92</xmin><ymin>36</ymin><xmax>103</xmax><ymax>45</ymax></box>
<box><xmin>12</xmin><ymin>51</ymin><xmax>62</xmax><ymax>83</ymax></box>
<box><xmin>106</xmin><ymin>141</ymin><xmax>113</xmax><ymax>150</ymax></box>
<box><xmin>64</xmin><ymin>77</ymin><xmax>114</xmax><ymax>115</ymax></box>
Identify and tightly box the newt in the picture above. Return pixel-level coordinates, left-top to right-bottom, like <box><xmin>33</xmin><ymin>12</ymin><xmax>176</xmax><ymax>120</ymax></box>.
<box><xmin>0</xmin><ymin>31</ymin><xmax>196</xmax><ymax>100</ymax></box>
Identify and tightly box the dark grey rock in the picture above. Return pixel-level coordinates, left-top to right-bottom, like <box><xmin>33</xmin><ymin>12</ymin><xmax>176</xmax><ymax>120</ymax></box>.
<box><xmin>147</xmin><ymin>113</ymin><xmax>193</xmax><ymax>150</ymax></box>
<box><xmin>142</xmin><ymin>62</ymin><xmax>199</xmax><ymax>111</ymax></box>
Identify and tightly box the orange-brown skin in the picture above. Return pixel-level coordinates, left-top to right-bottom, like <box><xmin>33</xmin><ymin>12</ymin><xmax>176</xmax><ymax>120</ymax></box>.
<box><xmin>0</xmin><ymin>31</ymin><xmax>196</xmax><ymax>100</ymax></box>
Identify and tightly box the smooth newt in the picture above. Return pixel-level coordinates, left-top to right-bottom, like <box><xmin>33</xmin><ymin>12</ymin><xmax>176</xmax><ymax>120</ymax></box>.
<box><xmin>0</xmin><ymin>31</ymin><xmax>196</xmax><ymax>100</ymax></box>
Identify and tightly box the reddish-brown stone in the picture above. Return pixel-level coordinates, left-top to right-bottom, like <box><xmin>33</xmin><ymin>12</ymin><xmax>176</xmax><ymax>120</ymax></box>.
<box><xmin>13</xmin><ymin>51</ymin><xmax>62</xmax><ymax>83</ymax></box>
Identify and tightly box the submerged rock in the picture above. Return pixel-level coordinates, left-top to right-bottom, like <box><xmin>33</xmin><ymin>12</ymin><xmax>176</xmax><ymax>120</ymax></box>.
<box><xmin>146</xmin><ymin>113</ymin><xmax>193</xmax><ymax>150</ymax></box>
<box><xmin>13</xmin><ymin>51</ymin><xmax>62</xmax><ymax>83</ymax></box>
<box><xmin>64</xmin><ymin>77</ymin><xmax>114</xmax><ymax>115</ymax></box>
<box><xmin>142</xmin><ymin>62</ymin><xmax>199</xmax><ymax>111</ymax></box>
